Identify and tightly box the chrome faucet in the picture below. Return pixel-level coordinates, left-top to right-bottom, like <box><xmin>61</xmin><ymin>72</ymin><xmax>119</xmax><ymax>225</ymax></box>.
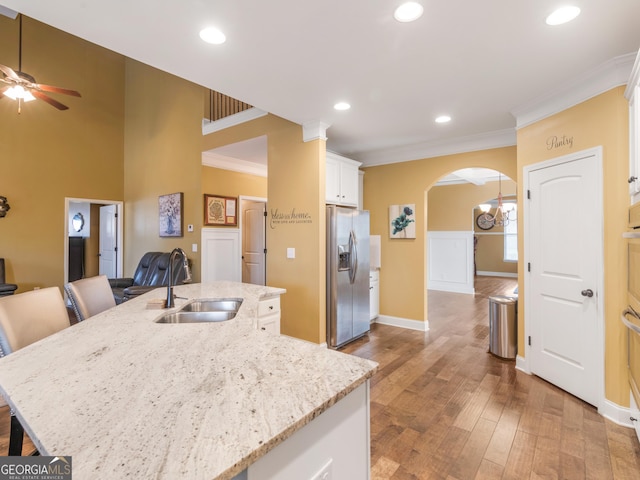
<box><xmin>166</xmin><ymin>247</ymin><xmax>192</xmax><ymax>308</ymax></box>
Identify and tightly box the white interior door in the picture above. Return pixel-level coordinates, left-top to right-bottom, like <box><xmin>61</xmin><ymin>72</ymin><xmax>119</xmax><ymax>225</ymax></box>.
<box><xmin>241</xmin><ymin>200</ymin><xmax>266</xmax><ymax>285</ymax></box>
<box><xmin>526</xmin><ymin>148</ymin><xmax>603</xmax><ymax>408</ymax></box>
<box><xmin>99</xmin><ymin>205</ymin><xmax>117</xmax><ymax>278</ymax></box>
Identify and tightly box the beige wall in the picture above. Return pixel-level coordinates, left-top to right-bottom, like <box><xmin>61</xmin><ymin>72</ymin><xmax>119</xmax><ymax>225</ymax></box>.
<box><xmin>84</xmin><ymin>204</ymin><xmax>101</xmax><ymax>278</ymax></box>
<box><xmin>123</xmin><ymin>59</ymin><xmax>204</xmax><ymax>281</ymax></box>
<box><xmin>427</xmin><ymin>180</ymin><xmax>516</xmax><ymax>231</ymax></box>
<box><xmin>202</xmin><ymin>166</ymin><xmax>267</xmax><ymax>200</ymax></box>
<box><xmin>516</xmin><ymin>86</ymin><xmax>629</xmax><ymax>406</ymax></box>
<box><xmin>202</xmin><ymin>115</ymin><xmax>326</xmax><ymax>344</ymax></box>
<box><xmin>0</xmin><ymin>16</ymin><xmax>125</xmax><ymax>291</ymax></box>
<box><xmin>428</xmin><ymin>180</ymin><xmax>518</xmax><ymax>276</ymax></box>
<box><xmin>363</xmin><ymin>147</ymin><xmax>517</xmax><ymax>322</ymax></box>
<box><xmin>474</xmin><ymin>233</ymin><xmax>518</xmax><ymax>275</ymax></box>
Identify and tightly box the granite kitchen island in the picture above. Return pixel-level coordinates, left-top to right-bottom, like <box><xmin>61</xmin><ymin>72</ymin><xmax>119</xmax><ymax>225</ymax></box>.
<box><xmin>0</xmin><ymin>282</ymin><xmax>377</xmax><ymax>479</ymax></box>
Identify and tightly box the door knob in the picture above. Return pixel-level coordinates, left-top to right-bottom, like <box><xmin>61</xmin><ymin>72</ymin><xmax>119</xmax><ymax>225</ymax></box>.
<box><xmin>581</xmin><ymin>289</ymin><xmax>594</xmax><ymax>297</ymax></box>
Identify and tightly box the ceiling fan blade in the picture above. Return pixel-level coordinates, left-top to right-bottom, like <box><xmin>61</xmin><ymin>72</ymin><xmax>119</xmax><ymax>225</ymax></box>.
<box><xmin>35</xmin><ymin>83</ymin><xmax>81</xmax><ymax>97</ymax></box>
<box><xmin>31</xmin><ymin>90</ymin><xmax>69</xmax><ymax>110</ymax></box>
<box><xmin>0</xmin><ymin>63</ymin><xmax>19</xmax><ymax>81</ymax></box>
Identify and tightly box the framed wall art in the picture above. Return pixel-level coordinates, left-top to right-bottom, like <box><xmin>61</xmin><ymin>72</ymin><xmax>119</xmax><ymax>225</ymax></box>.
<box><xmin>389</xmin><ymin>204</ymin><xmax>416</xmax><ymax>239</ymax></box>
<box><xmin>204</xmin><ymin>194</ymin><xmax>237</xmax><ymax>226</ymax></box>
<box><xmin>159</xmin><ymin>192</ymin><xmax>183</xmax><ymax>237</ymax></box>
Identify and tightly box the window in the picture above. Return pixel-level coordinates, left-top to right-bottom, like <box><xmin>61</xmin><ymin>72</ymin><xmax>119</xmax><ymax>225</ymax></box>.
<box><xmin>504</xmin><ymin>206</ymin><xmax>518</xmax><ymax>262</ymax></box>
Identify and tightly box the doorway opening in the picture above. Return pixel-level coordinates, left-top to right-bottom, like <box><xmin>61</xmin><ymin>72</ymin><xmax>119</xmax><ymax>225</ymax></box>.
<box><xmin>240</xmin><ymin>196</ymin><xmax>267</xmax><ymax>285</ymax></box>
<box><xmin>426</xmin><ymin>169</ymin><xmax>518</xmax><ymax>295</ymax></box>
<box><xmin>64</xmin><ymin>198</ymin><xmax>123</xmax><ymax>287</ymax></box>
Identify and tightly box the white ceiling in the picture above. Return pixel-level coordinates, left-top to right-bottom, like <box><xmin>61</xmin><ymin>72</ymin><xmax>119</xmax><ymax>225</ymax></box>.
<box><xmin>1</xmin><ymin>0</ymin><xmax>639</xmax><ymax>167</ymax></box>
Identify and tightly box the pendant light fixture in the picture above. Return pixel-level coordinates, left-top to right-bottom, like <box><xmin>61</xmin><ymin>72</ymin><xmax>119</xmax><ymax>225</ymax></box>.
<box><xmin>477</xmin><ymin>174</ymin><xmax>515</xmax><ymax>227</ymax></box>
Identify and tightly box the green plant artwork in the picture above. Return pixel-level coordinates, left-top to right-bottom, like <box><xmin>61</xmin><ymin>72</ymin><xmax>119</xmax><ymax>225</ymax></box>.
<box><xmin>389</xmin><ymin>204</ymin><xmax>416</xmax><ymax>238</ymax></box>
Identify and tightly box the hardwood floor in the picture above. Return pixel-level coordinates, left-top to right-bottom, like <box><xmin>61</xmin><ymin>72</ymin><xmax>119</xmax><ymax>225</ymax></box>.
<box><xmin>342</xmin><ymin>276</ymin><xmax>640</xmax><ymax>480</ymax></box>
<box><xmin>1</xmin><ymin>276</ymin><xmax>638</xmax><ymax>479</ymax></box>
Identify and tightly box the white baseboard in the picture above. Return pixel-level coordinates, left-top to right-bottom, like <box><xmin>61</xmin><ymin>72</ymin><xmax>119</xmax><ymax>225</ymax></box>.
<box><xmin>515</xmin><ymin>355</ymin><xmax>634</xmax><ymax>430</ymax></box>
<box><xmin>477</xmin><ymin>271</ymin><xmax>518</xmax><ymax>278</ymax></box>
<box><xmin>601</xmin><ymin>399</ymin><xmax>634</xmax><ymax>428</ymax></box>
<box><xmin>427</xmin><ymin>283</ymin><xmax>475</xmax><ymax>295</ymax></box>
<box><xmin>374</xmin><ymin>315</ymin><xmax>429</xmax><ymax>332</ymax></box>
<box><xmin>515</xmin><ymin>355</ymin><xmax>530</xmax><ymax>373</ymax></box>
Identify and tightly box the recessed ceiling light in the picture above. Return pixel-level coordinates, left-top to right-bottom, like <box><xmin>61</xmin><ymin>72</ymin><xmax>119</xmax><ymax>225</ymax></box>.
<box><xmin>545</xmin><ymin>6</ymin><xmax>581</xmax><ymax>25</ymax></box>
<box><xmin>199</xmin><ymin>27</ymin><xmax>226</xmax><ymax>45</ymax></box>
<box><xmin>334</xmin><ymin>102</ymin><xmax>351</xmax><ymax>111</ymax></box>
<box><xmin>394</xmin><ymin>2</ymin><xmax>424</xmax><ymax>22</ymax></box>
<box><xmin>435</xmin><ymin>115</ymin><xmax>451</xmax><ymax>124</ymax></box>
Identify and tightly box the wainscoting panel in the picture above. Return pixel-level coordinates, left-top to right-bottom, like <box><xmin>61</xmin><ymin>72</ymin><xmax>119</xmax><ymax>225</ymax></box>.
<box><xmin>201</xmin><ymin>228</ymin><xmax>241</xmax><ymax>282</ymax></box>
<box><xmin>427</xmin><ymin>231</ymin><xmax>475</xmax><ymax>294</ymax></box>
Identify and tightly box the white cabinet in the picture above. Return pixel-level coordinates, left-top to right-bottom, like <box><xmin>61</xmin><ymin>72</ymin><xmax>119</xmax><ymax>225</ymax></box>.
<box><xmin>626</xmin><ymin>51</ymin><xmax>640</xmax><ymax>204</ymax></box>
<box><xmin>369</xmin><ymin>270</ymin><xmax>379</xmax><ymax>321</ymax></box>
<box><xmin>257</xmin><ymin>295</ymin><xmax>281</xmax><ymax>334</ymax></box>
<box><xmin>326</xmin><ymin>152</ymin><xmax>361</xmax><ymax>207</ymax></box>
<box><xmin>247</xmin><ymin>382</ymin><xmax>371</xmax><ymax>480</ymax></box>
<box><xmin>629</xmin><ymin>84</ymin><xmax>640</xmax><ymax>202</ymax></box>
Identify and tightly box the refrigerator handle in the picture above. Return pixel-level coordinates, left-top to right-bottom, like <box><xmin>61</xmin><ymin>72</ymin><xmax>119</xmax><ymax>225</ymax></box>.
<box><xmin>349</xmin><ymin>230</ymin><xmax>358</xmax><ymax>284</ymax></box>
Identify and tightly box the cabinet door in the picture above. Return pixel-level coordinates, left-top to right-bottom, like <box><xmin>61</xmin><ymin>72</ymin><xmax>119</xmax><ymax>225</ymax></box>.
<box><xmin>630</xmin><ymin>87</ymin><xmax>640</xmax><ymax>200</ymax></box>
<box><xmin>339</xmin><ymin>161</ymin><xmax>359</xmax><ymax>206</ymax></box>
<box><xmin>326</xmin><ymin>156</ymin><xmax>341</xmax><ymax>204</ymax></box>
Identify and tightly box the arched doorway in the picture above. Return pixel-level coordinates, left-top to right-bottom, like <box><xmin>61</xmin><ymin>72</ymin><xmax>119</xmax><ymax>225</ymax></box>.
<box><xmin>425</xmin><ymin>168</ymin><xmax>518</xmax><ymax>332</ymax></box>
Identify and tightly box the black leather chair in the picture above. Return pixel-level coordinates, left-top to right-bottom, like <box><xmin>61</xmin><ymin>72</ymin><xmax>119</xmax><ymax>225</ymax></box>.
<box><xmin>109</xmin><ymin>252</ymin><xmax>189</xmax><ymax>304</ymax></box>
<box><xmin>0</xmin><ymin>259</ymin><xmax>17</xmax><ymax>297</ymax></box>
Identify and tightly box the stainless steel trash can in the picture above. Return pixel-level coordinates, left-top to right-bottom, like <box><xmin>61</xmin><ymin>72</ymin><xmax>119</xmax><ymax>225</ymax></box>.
<box><xmin>488</xmin><ymin>295</ymin><xmax>517</xmax><ymax>359</ymax></box>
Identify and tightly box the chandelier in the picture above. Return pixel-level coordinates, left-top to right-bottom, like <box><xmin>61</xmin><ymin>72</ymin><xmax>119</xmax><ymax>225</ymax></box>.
<box><xmin>477</xmin><ymin>174</ymin><xmax>515</xmax><ymax>227</ymax></box>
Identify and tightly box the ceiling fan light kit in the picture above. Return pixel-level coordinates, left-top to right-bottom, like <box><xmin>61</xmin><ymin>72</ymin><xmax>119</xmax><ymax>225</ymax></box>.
<box><xmin>0</xmin><ymin>14</ymin><xmax>81</xmax><ymax>113</ymax></box>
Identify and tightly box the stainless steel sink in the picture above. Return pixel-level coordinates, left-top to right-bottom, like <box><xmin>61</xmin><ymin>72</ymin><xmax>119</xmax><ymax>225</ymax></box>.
<box><xmin>155</xmin><ymin>298</ymin><xmax>243</xmax><ymax>324</ymax></box>
<box><xmin>156</xmin><ymin>311</ymin><xmax>237</xmax><ymax>323</ymax></box>
<box><xmin>181</xmin><ymin>298</ymin><xmax>243</xmax><ymax>313</ymax></box>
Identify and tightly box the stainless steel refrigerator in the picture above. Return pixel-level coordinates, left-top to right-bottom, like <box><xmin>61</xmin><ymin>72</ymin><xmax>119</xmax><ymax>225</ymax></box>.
<box><xmin>326</xmin><ymin>205</ymin><xmax>370</xmax><ymax>348</ymax></box>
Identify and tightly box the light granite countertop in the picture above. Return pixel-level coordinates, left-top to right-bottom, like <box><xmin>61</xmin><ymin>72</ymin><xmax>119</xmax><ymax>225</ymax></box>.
<box><xmin>0</xmin><ymin>281</ymin><xmax>377</xmax><ymax>479</ymax></box>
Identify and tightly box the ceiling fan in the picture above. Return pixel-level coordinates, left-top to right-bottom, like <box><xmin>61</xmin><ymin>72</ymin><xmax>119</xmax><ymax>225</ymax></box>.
<box><xmin>0</xmin><ymin>14</ymin><xmax>81</xmax><ymax>113</ymax></box>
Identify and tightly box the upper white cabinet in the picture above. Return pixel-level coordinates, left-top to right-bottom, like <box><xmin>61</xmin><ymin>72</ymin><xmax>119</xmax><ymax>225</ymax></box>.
<box><xmin>326</xmin><ymin>152</ymin><xmax>361</xmax><ymax>207</ymax></box>
<box><xmin>626</xmin><ymin>51</ymin><xmax>640</xmax><ymax>204</ymax></box>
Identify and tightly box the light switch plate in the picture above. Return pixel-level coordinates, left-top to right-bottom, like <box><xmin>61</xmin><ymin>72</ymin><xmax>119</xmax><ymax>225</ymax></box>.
<box><xmin>192</xmin><ymin>243</ymin><xmax>198</xmax><ymax>252</ymax></box>
<box><xmin>287</xmin><ymin>247</ymin><xmax>295</xmax><ymax>259</ymax></box>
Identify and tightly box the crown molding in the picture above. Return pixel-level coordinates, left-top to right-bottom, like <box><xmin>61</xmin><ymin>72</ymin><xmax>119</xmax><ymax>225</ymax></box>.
<box><xmin>201</xmin><ymin>107</ymin><xmax>268</xmax><ymax>136</ymax></box>
<box><xmin>354</xmin><ymin>128</ymin><xmax>516</xmax><ymax>167</ymax></box>
<box><xmin>512</xmin><ymin>52</ymin><xmax>636</xmax><ymax>130</ymax></box>
<box><xmin>0</xmin><ymin>5</ymin><xmax>18</xmax><ymax>19</ymax></box>
<box><xmin>302</xmin><ymin>121</ymin><xmax>330</xmax><ymax>142</ymax></box>
<box><xmin>202</xmin><ymin>151</ymin><xmax>267</xmax><ymax>177</ymax></box>
<box><xmin>625</xmin><ymin>50</ymin><xmax>640</xmax><ymax>100</ymax></box>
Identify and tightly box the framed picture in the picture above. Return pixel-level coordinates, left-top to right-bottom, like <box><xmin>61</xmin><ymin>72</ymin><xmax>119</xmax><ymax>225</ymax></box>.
<box><xmin>159</xmin><ymin>192</ymin><xmax>184</xmax><ymax>237</ymax></box>
<box><xmin>389</xmin><ymin>204</ymin><xmax>416</xmax><ymax>239</ymax></box>
<box><xmin>204</xmin><ymin>194</ymin><xmax>237</xmax><ymax>226</ymax></box>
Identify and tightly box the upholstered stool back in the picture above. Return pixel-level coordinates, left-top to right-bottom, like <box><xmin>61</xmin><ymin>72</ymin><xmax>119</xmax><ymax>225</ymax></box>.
<box><xmin>0</xmin><ymin>287</ymin><xmax>69</xmax><ymax>357</ymax></box>
<box><xmin>65</xmin><ymin>275</ymin><xmax>116</xmax><ymax>322</ymax></box>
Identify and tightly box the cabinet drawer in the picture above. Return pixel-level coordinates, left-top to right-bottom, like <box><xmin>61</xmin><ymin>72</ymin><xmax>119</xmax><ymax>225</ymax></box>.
<box><xmin>258</xmin><ymin>313</ymin><xmax>280</xmax><ymax>334</ymax></box>
<box><xmin>258</xmin><ymin>296</ymin><xmax>280</xmax><ymax>317</ymax></box>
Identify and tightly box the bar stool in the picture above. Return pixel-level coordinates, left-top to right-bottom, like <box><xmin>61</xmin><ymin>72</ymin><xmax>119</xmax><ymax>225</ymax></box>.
<box><xmin>65</xmin><ymin>275</ymin><xmax>116</xmax><ymax>321</ymax></box>
<box><xmin>0</xmin><ymin>287</ymin><xmax>70</xmax><ymax>455</ymax></box>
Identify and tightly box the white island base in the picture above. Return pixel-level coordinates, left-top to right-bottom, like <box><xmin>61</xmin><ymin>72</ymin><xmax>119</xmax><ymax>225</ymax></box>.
<box><xmin>232</xmin><ymin>382</ymin><xmax>370</xmax><ymax>480</ymax></box>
